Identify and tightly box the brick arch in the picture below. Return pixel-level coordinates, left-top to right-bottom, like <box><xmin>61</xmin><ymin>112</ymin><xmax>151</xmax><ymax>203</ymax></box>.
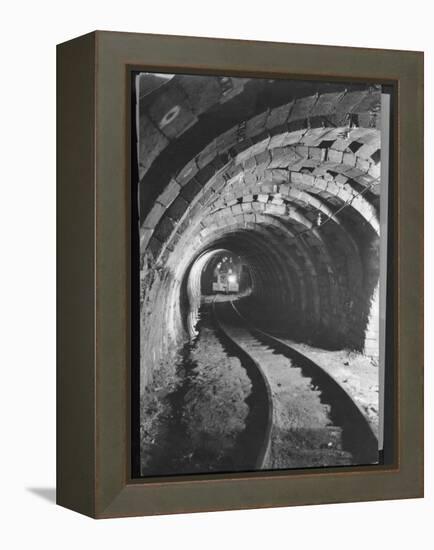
<box><xmin>138</xmin><ymin>85</ymin><xmax>382</xmax><ymax>385</ymax></box>
<box><xmin>152</xmin><ymin>171</ymin><xmax>362</xmax><ymax>328</ymax></box>
<box><xmin>185</xmin><ymin>226</ymin><xmax>310</xmax><ymax>332</ymax></box>
<box><xmin>138</xmin><ymin>81</ymin><xmax>382</xmax><ymax>218</ymax></box>
<box><xmin>140</xmin><ymin>91</ymin><xmax>381</xmax><ymax>243</ymax></box>
<box><xmin>144</xmin><ymin>170</ymin><xmax>378</xmax><ymax>350</ymax></box>
<box><xmin>172</xmin><ymin>214</ymin><xmax>345</xmax><ymax>339</ymax></box>
<box><xmin>141</xmin><ymin>132</ymin><xmax>380</xmax><ymax>263</ymax></box>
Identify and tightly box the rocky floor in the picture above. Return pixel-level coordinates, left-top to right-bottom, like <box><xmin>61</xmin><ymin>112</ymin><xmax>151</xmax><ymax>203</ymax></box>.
<box><xmin>217</xmin><ymin>321</ymin><xmax>356</xmax><ymax>470</ymax></box>
<box><xmin>139</xmin><ymin>307</ymin><xmax>380</xmax><ymax>476</ymax></box>
<box><xmin>281</xmin><ymin>341</ymin><xmax>380</xmax><ymax>438</ymax></box>
<box><xmin>140</xmin><ymin>313</ymin><xmax>252</xmax><ymax>476</ymax></box>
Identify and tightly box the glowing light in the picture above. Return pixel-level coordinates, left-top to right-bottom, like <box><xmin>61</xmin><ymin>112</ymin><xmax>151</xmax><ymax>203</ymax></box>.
<box><xmin>228</xmin><ymin>275</ymin><xmax>237</xmax><ymax>284</ymax></box>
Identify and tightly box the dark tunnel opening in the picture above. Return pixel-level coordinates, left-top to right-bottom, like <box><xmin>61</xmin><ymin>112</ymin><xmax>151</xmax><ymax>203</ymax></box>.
<box><xmin>175</xmin><ymin>206</ymin><xmax>380</xmax><ymax>351</ymax></box>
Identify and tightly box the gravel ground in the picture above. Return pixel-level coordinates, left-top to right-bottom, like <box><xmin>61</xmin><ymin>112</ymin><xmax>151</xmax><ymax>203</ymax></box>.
<box><xmin>139</xmin><ymin>308</ymin><xmax>379</xmax><ymax>476</ymax></box>
<box><xmin>281</xmin><ymin>341</ymin><xmax>380</xmax><ymax>437</ymax></box>
<box><xmin>223</xmin><ymin>326</ymin><xmax>355</xmax><ymax>470</ymax></box>
<box><xmin>140</xmin><ymin>313</ymin><xmax>252</xmax><ymax>476</ymax></box>
<box><xmin>184</xmin><ymin>326</ymin><xmax>252</xmax><ymax>468</ymax></box>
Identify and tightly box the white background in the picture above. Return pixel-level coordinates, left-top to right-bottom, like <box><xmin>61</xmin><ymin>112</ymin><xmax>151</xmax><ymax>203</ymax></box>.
<box><xmin>0</xmin><ymin>1</ymin><xmax>432</xmax><ymax>547</ymax></box>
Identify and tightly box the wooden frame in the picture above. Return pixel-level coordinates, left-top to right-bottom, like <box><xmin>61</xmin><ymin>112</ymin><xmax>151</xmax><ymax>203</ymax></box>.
<box><xmin>57</xmin><ymin>30</ymin><xmax>424</xmax><ymax>518</ymax></box>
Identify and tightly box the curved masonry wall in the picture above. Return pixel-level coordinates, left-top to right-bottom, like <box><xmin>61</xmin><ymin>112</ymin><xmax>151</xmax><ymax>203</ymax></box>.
<box><xmin>138</xmin><ymin>81</ymin><xmax>382</xmax><ymax>390</ymax></box>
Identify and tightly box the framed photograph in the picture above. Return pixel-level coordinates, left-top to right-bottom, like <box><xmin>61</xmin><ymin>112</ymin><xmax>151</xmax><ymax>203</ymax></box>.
<box><xmin>57</xmin><ymin>31</ymin><xmax>423</xmax><ymax>518</ymax></box>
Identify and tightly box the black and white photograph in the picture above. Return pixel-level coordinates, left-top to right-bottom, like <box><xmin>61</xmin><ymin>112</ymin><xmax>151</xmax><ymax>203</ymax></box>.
<box><xmin>3</xmin><ymin>0</ymin><xmax>430</xmax><ymax>539</ymax></box>
<box><xmin>133</xmin><ymin>72</ymin><xmax>389</xmax><ymax>477</ymax></box>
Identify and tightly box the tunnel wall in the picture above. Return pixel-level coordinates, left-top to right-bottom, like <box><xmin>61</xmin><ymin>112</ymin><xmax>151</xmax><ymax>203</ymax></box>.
<box><xmin>364</xmin><ymin>283</ymin><xmax>380</xmax><ymax>358</ymax></box>
<box><xmin>138</xmin><ymin>81</ymin><xmax>382</xmax><ymax>391</ymax></box>
<box><xmin>139</xmin><ymin>252</ymin><xmax>184</xmax><ymax>393</ymax></box>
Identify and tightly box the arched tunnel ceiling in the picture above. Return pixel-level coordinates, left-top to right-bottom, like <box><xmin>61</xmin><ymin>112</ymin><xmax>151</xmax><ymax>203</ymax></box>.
<box><xmin>137</xmin><ymin>74</ymin><xmax>382</xmax><ymax>353</ymax></box>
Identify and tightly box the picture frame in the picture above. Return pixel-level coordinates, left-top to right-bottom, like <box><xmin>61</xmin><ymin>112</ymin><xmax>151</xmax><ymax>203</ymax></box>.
<box><xmin>57</xmin><ymin>30</ymin><xmax>423</xmax><ymax>518</ymax></box>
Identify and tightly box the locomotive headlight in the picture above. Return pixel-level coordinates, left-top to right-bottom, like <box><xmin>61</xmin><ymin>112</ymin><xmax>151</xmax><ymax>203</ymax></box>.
<box><xmin>228</xmin><ymin>275</ymin><xmax>237</xmax><ymax>284</ymax></box>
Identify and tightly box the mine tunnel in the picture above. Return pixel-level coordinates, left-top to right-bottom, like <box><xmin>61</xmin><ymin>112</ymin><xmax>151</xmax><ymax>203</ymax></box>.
<box><xmin>137</xmin><ymin>73</ymin><xmax>381</xmax><ymax>397</ymax></box>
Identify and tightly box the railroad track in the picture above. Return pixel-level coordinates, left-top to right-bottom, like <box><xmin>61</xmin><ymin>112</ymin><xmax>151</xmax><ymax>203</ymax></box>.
<box><xmin>212</xmin><ymin>299</ymin><xmax>379</xmax><ymax>470</ymax></box>
<box><xmin>211</xmin><ymin>297</ymin><xmax>273</xmax><ymax>470</ymax></box>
